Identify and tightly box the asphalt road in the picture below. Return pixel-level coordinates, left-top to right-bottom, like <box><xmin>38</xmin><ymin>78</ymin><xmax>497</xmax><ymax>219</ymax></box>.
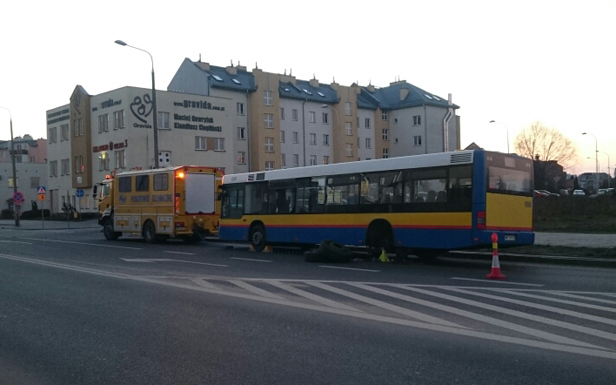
<box><xmin>0</xmin><ymin>227</ymin><xmax>615</xmax><ymax>385</ymax></box>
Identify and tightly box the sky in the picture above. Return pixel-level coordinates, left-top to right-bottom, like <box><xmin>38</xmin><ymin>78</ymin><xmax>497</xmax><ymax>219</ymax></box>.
<box><xmin>1</xmin><ymin>0</ymin><xmax>614</xmax><ymax>175</ymax></box>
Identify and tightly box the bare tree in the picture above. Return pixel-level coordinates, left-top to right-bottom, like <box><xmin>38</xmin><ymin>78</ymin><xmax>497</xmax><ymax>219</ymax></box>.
<box><xmin>514</xmin><ymin>121</ymin><xmax>578</xmax><ymax>167</ymax></box>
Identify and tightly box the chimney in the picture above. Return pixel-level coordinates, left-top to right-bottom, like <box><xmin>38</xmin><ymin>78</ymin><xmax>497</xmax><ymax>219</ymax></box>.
<box><xmin>309</xmin><ymin>77</ymin><xmax>319</xmax><ymax>88</ymax></box>
<box><xmin>400</xmin><ymin>88</ymin><xmax>409</xmax><ymax>101</ymax></box>
<box><xmin>196</xmin><ymin>62</ymin><xmax>210</xmax><ymax>71</ymax></box>
<box><xmin>226</xmin><ymin>65</ymin><xmax>237</xmax><ymax>75</ymax></box>
<box><xmin>236</xmin><ymin>60</ymin><xmax>247</xmax><ymax>71</ymax></box>
<box><xmin>367</xmin><ymin>84</ymin><xmax>375</xmax><ymax>93</ymax></box>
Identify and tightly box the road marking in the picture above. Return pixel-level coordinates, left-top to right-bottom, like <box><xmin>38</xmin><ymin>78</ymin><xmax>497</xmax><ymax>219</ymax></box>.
<box><xmin>319</xmin><ymin>266</ymin><xmax>380</xmax><ymax>272</ymax></box>
<box><xmin>1</xmin><ymin>253</ymin><xmax>616</xmax><ymax>360</ymax></box>
<box><xmin>229</xmin><ymin>257</ymin><xmax>273</xmax><ymax>263</ymax></box>
<box><xmin>491</xmin><ymin>289</ymin><xmax>616</xmax><ymax>313</ymax></box>
<box><xmin>191</xmin><ymin>278</ymin><xmax>220</xmax><ymax>290</ymax></box>
<box><xmin>396</xmin><ymin>285</ymin><xmax>616</xmax><ymax>345</ymax></box>
<box><xmin>547</xmin><ymin>292</ymin><xmax>616</xmax><ymax>306</ymax></box>
<box><xmin>450</xmin><ymin>277</ymin><xmax>544</xmax><ymax>287</ymax></box>
<box><xmin>307</xmin><ymin>281</ymin><xmax>466</xmax><ymax>329</ymax></box>
<box><xmin>268</xmin><ymin>280</ymin><xmax>362</xmax><ymax>312</ymax></box>
<box><xmin>19</xmin><ymin>237</ymin><xmax>142</xmax><ymax>250</ymax></box>
<box><xmin>120</xmin><ymin>258</ymin><xmax>228</xmax><ymax>267</ymax></box>
<box><xmin>443</xmin><ymin>287</ymin><xmax>616</xmax><ymax>327</ymax></box>
<box><xmin>229</xmin><ymin>279</ymin><xmax>284</xmax><ymax>300</ymax></box>
<box><xmin>164</xmin><ymin>251</ymin><xmax>196</xmax><ymax>256</ymax></box>
<box><xmin>0</xmin><ymin>240</ymin><xmax>33</xmax><ymax>245</ymax></box>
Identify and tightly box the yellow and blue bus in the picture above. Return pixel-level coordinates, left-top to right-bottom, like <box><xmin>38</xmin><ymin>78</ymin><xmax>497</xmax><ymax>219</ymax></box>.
<box><xmin>219</xmin><ymin>150</ymin><xmax>534</xmax><ymax>259</ymax></box>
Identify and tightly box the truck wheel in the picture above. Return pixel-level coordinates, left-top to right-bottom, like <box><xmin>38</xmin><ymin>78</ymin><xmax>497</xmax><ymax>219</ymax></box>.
<box><xmin>142</xmin><ymin>221</ymin><xmax>157</xmax><ymax>244</ymax></box>
<box><xmin>103</xmin><ymin>220</ymin><xmax>120</xmax><ymax>241</ymax></box>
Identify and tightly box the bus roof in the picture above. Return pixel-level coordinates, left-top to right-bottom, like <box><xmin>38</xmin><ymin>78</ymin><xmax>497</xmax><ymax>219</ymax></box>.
<box><xmin>223</xmin><ymin>150</ymin><xmax>478</xmax><ymax>185</ymax></box>
<box><xmin>112</xmin><ymin>165</ymin><xmax>222</xmax><ymax>178</ymax></box>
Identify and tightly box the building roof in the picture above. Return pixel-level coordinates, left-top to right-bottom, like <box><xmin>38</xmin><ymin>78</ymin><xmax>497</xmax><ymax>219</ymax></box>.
<box><xmin>365</xmin><ymin>82</ymin><xmax>459</xmax><ymax>111</ymax></box>
<box><xmin>278</xmin><ymin>80</ymin><xmax>338</xmax><ymax>103</ymax></box>
<box><xmin>193</xmin><ymin>63</ymin><xmax>257</xmax><ymax>92</ymax></box>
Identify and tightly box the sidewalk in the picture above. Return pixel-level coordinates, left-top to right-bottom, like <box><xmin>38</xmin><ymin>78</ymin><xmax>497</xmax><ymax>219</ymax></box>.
<box><xmin>534</xmin><ymin>232</ymin><xmax>616</xmax><ymax>248</ymax></box>
<box><xmin>0</xmin><ymin>218</ymin><xmax>99</xmax><ymax>230</ymax></box>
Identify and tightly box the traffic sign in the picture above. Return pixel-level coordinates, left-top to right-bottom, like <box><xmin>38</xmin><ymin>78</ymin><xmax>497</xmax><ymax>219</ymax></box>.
<box><xmin>38</xmin><ymin>194</ymin><xmax>46</xmax><ymax>201</ymax></box>
<box><xmin>75</xmin><ymin>189</ymin><xmax>84</xmax><ymax>198</ymax></box>
<box><xmin>13</xmin><ymin>191</ymin><xmax>24</xmax><ymax>204</ymax></box>
<box><xmin>37</xmin><ymin>186</ymin><xmax>46</xmax><ymax>194</ymax></box>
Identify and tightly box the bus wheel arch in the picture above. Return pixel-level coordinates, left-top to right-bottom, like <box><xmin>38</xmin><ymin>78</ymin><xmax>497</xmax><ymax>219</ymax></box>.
<box><xmin>366</xmin><ymin>219</ymin><xmax>394</xmax><ymax>256</ymax></box>
<box><xmin>142</xmin><ymin>220</ymin><xmax>157</xmax><ymax>244</ymax></box>
<box><xmin>249</xmin><ymin>222</ymin><xmax>267</xmax><ymax>252</ymax></box>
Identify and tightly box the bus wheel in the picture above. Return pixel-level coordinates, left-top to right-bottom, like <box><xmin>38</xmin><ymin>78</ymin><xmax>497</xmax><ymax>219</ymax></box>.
<box><xmin>142</xmin><ymin>221</ymin><xmax>157</xmax><ymax>244</ymax></box>
<box><xmin>250</xmin><ymin>224</ymin><xmax>266</xmax><ymax>252</ymax></box>
<box><xmin>103</xmin><ymin>220</ymin><xmax>120</xmax><ymax>241</ymax></box>
<box><xmin>367</xmin><ymin>223</ymin><xmax>393</xmax><ymax>257</ymax></box>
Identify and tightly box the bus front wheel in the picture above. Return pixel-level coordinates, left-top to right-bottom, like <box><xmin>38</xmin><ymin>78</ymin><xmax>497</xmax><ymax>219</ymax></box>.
<box><xmin>250</xmin><ymin>224</ymin><xmax>266</xmax><ymax>252</ymax></box>
<box><xmin>143</xmin><ymin>221</ymin><xmax>157</xmax><ymax>244</ymax></box>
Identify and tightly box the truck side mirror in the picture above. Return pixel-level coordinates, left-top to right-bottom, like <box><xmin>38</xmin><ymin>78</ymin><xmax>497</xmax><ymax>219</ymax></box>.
<box><xmin>92</xmin><ymin>185</ymin><xmax>98</xmax><ymax>195</ymax></box>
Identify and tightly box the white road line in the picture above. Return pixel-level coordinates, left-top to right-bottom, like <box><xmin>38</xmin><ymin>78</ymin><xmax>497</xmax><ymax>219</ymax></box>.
<box><xmin>229</xmin><ymin>257</ymin><xmax>273</xmax><ymax>263</ymax></box>
<box><xmin>121</xmin><ymin>258</ymin><xmax>228</xmax><ymax>267</ymax></box>
<box><xmin>450</xmin><ymin>277</ymin><xmax>544</xmax><ymax>287</ymax></box>
<box><xmin>191</xmin><ymin>278</ymin><xmax>220</xmax><ymax>290</ymax></box>
<box><xmin>120</xmin><ymin>258</ymin><xmax>154</xmax><ymax>263</ymax></box>
<box><xmin>0</xmin><ymin>240</ymin><xmax>33</xmax><ymax>244</ymax></box>
<box><xmin>396</xmin><ymin>285</ymin><xmax>616</xmax><ymax>345</ymax></box>
<box><xmin>492</xmin><ymin>289</ymin><xmax>616</xmax><ymax>313</ymax></box>
<box><xmin>307</xmin><ymin>281</ymin><xmax>466</xmax><ymax>329</ymax></box>
<box><xmin>547</xmin><ymin>292</ymin><xmax>616</xmax><ymax>306</ymax></box>
<box><xmin>19</xmin><ymin>237</ymin><xmax>142</xmax><ymax>250</ymax></box>
<box><xmin>443</xmin><ymin>287</ymin><xmax>616</xmax><ymax>327</ymax></box>
<box><xmin>2</xmin><ymin>253</ymin><xmax>615</xmax><ymax>360</ymax></box>
<box><xmin>229</xmin><ymin>280</ymin><xmax>284</xmax><ymax>300</ymax></box>
<box><xmin>268</xmin><ymin>280</ymin><xmax>362</xmax><ymax>312</ymax></box>
<box><xmin>164</xmin><ymin>251</ymin><xmax>196</xmax><ymax>256</ymax></box>
<box><xmin>319</xmin><ymin>266</ymin><xmax>380</xmax><ymax>273</ymax></box>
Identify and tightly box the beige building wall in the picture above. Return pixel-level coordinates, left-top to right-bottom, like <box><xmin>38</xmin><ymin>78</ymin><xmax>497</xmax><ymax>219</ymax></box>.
<box><xmin>69</xmin><ymin>86</ymin><xmax>92</xmax><ymax>189</ymax></box>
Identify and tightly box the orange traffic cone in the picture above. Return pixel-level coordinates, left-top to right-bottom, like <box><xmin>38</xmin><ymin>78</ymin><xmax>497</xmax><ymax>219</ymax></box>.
<box><xmin>487</xmin><ymin>232</ymin><xmax>506</xmax><ymax>280</ymax></box>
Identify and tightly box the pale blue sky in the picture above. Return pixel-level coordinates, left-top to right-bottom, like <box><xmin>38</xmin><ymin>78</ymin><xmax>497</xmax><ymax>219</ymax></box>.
<box><xmin>1</xmin><ymin>0</ymin><xmax>614</xmax><ymax>174</ymax></box>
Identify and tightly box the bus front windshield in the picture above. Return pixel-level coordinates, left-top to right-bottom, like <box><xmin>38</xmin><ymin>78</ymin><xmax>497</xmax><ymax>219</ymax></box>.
<box><xmin>486</xmin><ymin>153</ymin><xmax>533</xmax><ymax>195</ymax></box>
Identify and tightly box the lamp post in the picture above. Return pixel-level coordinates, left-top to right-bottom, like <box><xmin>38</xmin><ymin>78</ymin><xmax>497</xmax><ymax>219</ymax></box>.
<box><xmin>115</xmin><ymin>40</ymin><xmax>159</xmax><ymax>168</ymax></box>
<box><xmin>0</xmin><ymin>106</ymin><xmax>20</xmax><ymax>226</ymax></box>
<box><xmin>582</xmin><ymin>132</ymin><xmax>599</xmax><ymax>192</ymax></box>
<box><xmin>599</xmin><ymin>151</ymin><xmax>611</xmax><ymax>188</ymax></box>
<box><xmin>322</xmin><ymin>104</ymin><xmax>339</xmax><ymax>163</ymax></box>
<box><xmin>489</xmin><ymin>120</ymin><xmax>509</xmax><ymax>153</ymax></box>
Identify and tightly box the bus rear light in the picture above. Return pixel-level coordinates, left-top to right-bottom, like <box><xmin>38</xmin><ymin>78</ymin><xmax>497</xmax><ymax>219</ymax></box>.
<box><xmin>477</xmin><ymin>211</ymin><xmax>486</xmax><ymax>229</ymax></box>
<box><xmin>175</xmin><ymin>195</ymin><xmax>180</xmax><ymax>214</ymax></box>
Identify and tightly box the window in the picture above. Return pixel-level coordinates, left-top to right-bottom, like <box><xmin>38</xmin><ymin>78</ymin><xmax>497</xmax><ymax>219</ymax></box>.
<box><xmin>323</xmin><ymin>134</ymin><xmax>329</xmax><ymax>146</ymax></box>
<box><xmin>238</xmin><ymin>151</ymin><xmax>246</xmax><ymax>165</ymax></box>
<box><xmin>153</xmin><ymin>173</ymin><xmax>168</xmax><ymax>191</ymax></box>
<box><xmin>322</xmin><ymin>113</ymin><xmax>329</xmax><ymax>124</ymax></box>
<box><xmin>237</xmin><ymin>102</ymin><xmax>245</xmax><ymax>115</ymax></box>
<box><xmin>365</xmin><ymin>138</ymin><xmax>371</xmax><ymax>148</ymax></box>
<box><xmin>280</xmin><ymin>107</ymin><xmax>285</xmax><ymax>120</ymax></box>
<box><xmin>264</xmin><ymin>113</ymin><xmax>274</xmax><ymax>128</ymax></box>
<box><xmin>309</xmin><ymin>111</ymin><xmax>316</xmax><ymax>123</ymax></box>
<box><xmin>158</xmin><ymin>112</ymin><xmax>170</xmax><ymax>129</ymax></box>
<box><xmin>8</xmin><ymin>177</ymin><xmax>18</xmax><ymax>187</ymax></box>
<box><xmin>293</xmin><ymin>154</ymin><xmax>299</xmax><ymax>167</ymax></box>
<box><xmin>74</xmin><ymin>118</ymin><xmax>83</xmax><ymax>136</ymax></box>
<box><xmin>114</xmin><ymin>110</ymin><xmax>125</xmax><ymax>129</ymax></box>
<box><xmin>394</xmin><ymin>118</ymin><xmax>398</xmax><ymax>124</ymax></box>
<box><xmin>413</xmin><ymin>115</ymin><xmax>421</xmax><ymax>125</ymax></box>
<box><xmin>345</xmin><ymin>102</ymin><xmax>351</xmax><ymax>116</ymax></box>
<box><xmin>414</xmin><ymin>135</ymin><xmax>422</xmax><ymax>146</ymax></box>
<box><xmin>382</xmin><ymin>129</ymin><xmax>389</xmax><ymax>141</ymax></box>
<box><xmin>292</xmin><ymin>109</ymin><xmax>298</xmax><ymax>121</ymax></box>
<box><xmin>117</xmin><ymin>177</ymin><xmax>130</xmax><ymax>192</ymax></box>
<box><xmin>310</xmin><ymin>155</ymin><xmax>317</xmax><ymax>165</ymax></box>
<box><xmin>264</xmin><ymin>90</ymin><xmax>273</xmax><ymax>105</ymax></box>
<box><xmin>49</xmin><ymin>127</ymin><xmax>57</xmax><ymax>143</ymax></box>
<box><xmin>280</xmin><ymin>130</ymin><xmax>285</xmax><ymax>143</ymax></box>
<box><xmin>98</xmin><ymin>114</ymin><xmax>109</xmax><ymax>133</ymax></box>
<box><xmin>346</xmin><ymin>122</ymin><xmax>352</xmax><ymax>136</ymax></box>
<box><xmin>293</xmin><ymin>131</ymin><xmax>299</xmax><ymax>144</ymax></box>
<box><xmin>195</xmin><ymin>136</ymin><xmax>207</xmax><ymax>150</ymax></box>
<box><xmin>61</xmin><ymin>124</ymin><xmax>69</xmax><ymax>140</ymax></box>
<box><xmin>237</xmin><ymin>127</ymin><xmax>246</xmax><ymax>140</ymax></box>
<box><xmin>383</xmin><ymin>148</ymin><xmax>389</xmax><ymax>158</ymax></box>
<box><xmin>30</xmin><ymin>177</ymin><xmax>40</xmax><ymax>188</ymax></box>
<box><xmin>115</xmin><ymin>150</ymin><xmax>126</xmax><ymax>169</ymax></box>
<box><xmin>310</xmin><ymin>133</ymin><xmax>316</xmax><ymax>145</ymax></box>
<box><xmin>136</xmin><ymin>175</ymin><xmax>149</xmax><ymax>192</ymax></box>
<box><xmin>365</xmin><ymin>118</ymin><xmax>370</xmax><ymax>128</ymax></box>
<box><xmin>281</xmin><ymin>153</ymin><xmax>286</xmax><ymax>167</ymax></box>
<box><xmin>346</xmin><ymin>144</ymin><xmax>353</xmax><ymax>157</ymax></box>
<box><xmin>61</xmin><ymin>159</ymin><xmax>70</xmax><ymax>175</ymax></box>
<box><xmin>98</xmin><ymin>155</ymin><xmax>109</xmax><ymax>171</ymax></box>
<box><xmin>265</xmin><ymin>161</ymin><xmax>274</xmax><ymax>171</ymax></box>
<box><xmin>382</xmin><ymin>111</ymin><xmax>388</xmax><ymax>120</ymax></box>
<box><xmin>265</xmin><ymin>137</ymin><xmax>274</xmax><ymax>152</ymax></box>
<box><xmin>357</xmin><ymin>137</ymin><xmax>360</xmax><ymax>148</ymax></box>
<box><xmin>214</xmin><ymin>138</ymin><xmax>225</xmax><ymax>151</ymax></box>
<box><xmin>323</xmin><ymin>156</ymin><xmax>329</xmax><ymax>165</ymax></box>
<box><xmin>75</xmin><ymin>156</ymin><xmax>81</xmax><ymax>173</ymax></box>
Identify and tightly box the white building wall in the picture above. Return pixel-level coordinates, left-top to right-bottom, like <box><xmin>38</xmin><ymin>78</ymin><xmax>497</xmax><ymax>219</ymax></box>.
<box><xmin>304</xmin><ymin>101</ymin><xmax>333</xmax><ymax>166</ymax></box>
<box><xmin>46</xmin><ymin>105</ymin><xmax>71</xmax><ymax>213</ymax></box>
<box><xmin>208</xmin><ymin>88</ymin><xmax>249</xmax><ymax>173</ymax></box>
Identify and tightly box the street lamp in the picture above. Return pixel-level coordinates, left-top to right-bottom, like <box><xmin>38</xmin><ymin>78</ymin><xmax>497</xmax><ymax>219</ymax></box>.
<box><xmin>322</xmin><ymin>104</ymin><xmax>339</xmax><ymax>163</ymax></box>
<box><xmin>0</xmin><ymin>106</ymin><xmax>20</xmax><ymax>226</ymax></box>
<box><xmin>582</xmin><ymin>132</ymin><xmax>599</xmax><ymax>192</ymax></box>
<box><xmin>489</xmin><ymin>120</ymin><xmax>509</xmax><ymax>153</ymax></box>
<box><xmin>115</xmin><ymin>40</ymin><xmax>159</xmax><ymax>168</ymax></box>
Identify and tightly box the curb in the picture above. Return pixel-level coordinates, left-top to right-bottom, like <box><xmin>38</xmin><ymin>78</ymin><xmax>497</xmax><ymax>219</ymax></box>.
<box><xmin>450</xmin><ymin>250</ymin><xmax>616</xmax><ymax>268</ymax></box>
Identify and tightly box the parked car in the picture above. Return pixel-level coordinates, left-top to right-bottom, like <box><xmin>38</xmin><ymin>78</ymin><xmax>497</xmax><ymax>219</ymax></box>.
<box><xmin>598</xmin><ymin>189</ymin><xmax>608</xmax><ymax>195</ymax></box>
<box><xmin>572</xmin><ymin>189</ymin><xmax>586</xmax><ymax>196</ymax></box>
